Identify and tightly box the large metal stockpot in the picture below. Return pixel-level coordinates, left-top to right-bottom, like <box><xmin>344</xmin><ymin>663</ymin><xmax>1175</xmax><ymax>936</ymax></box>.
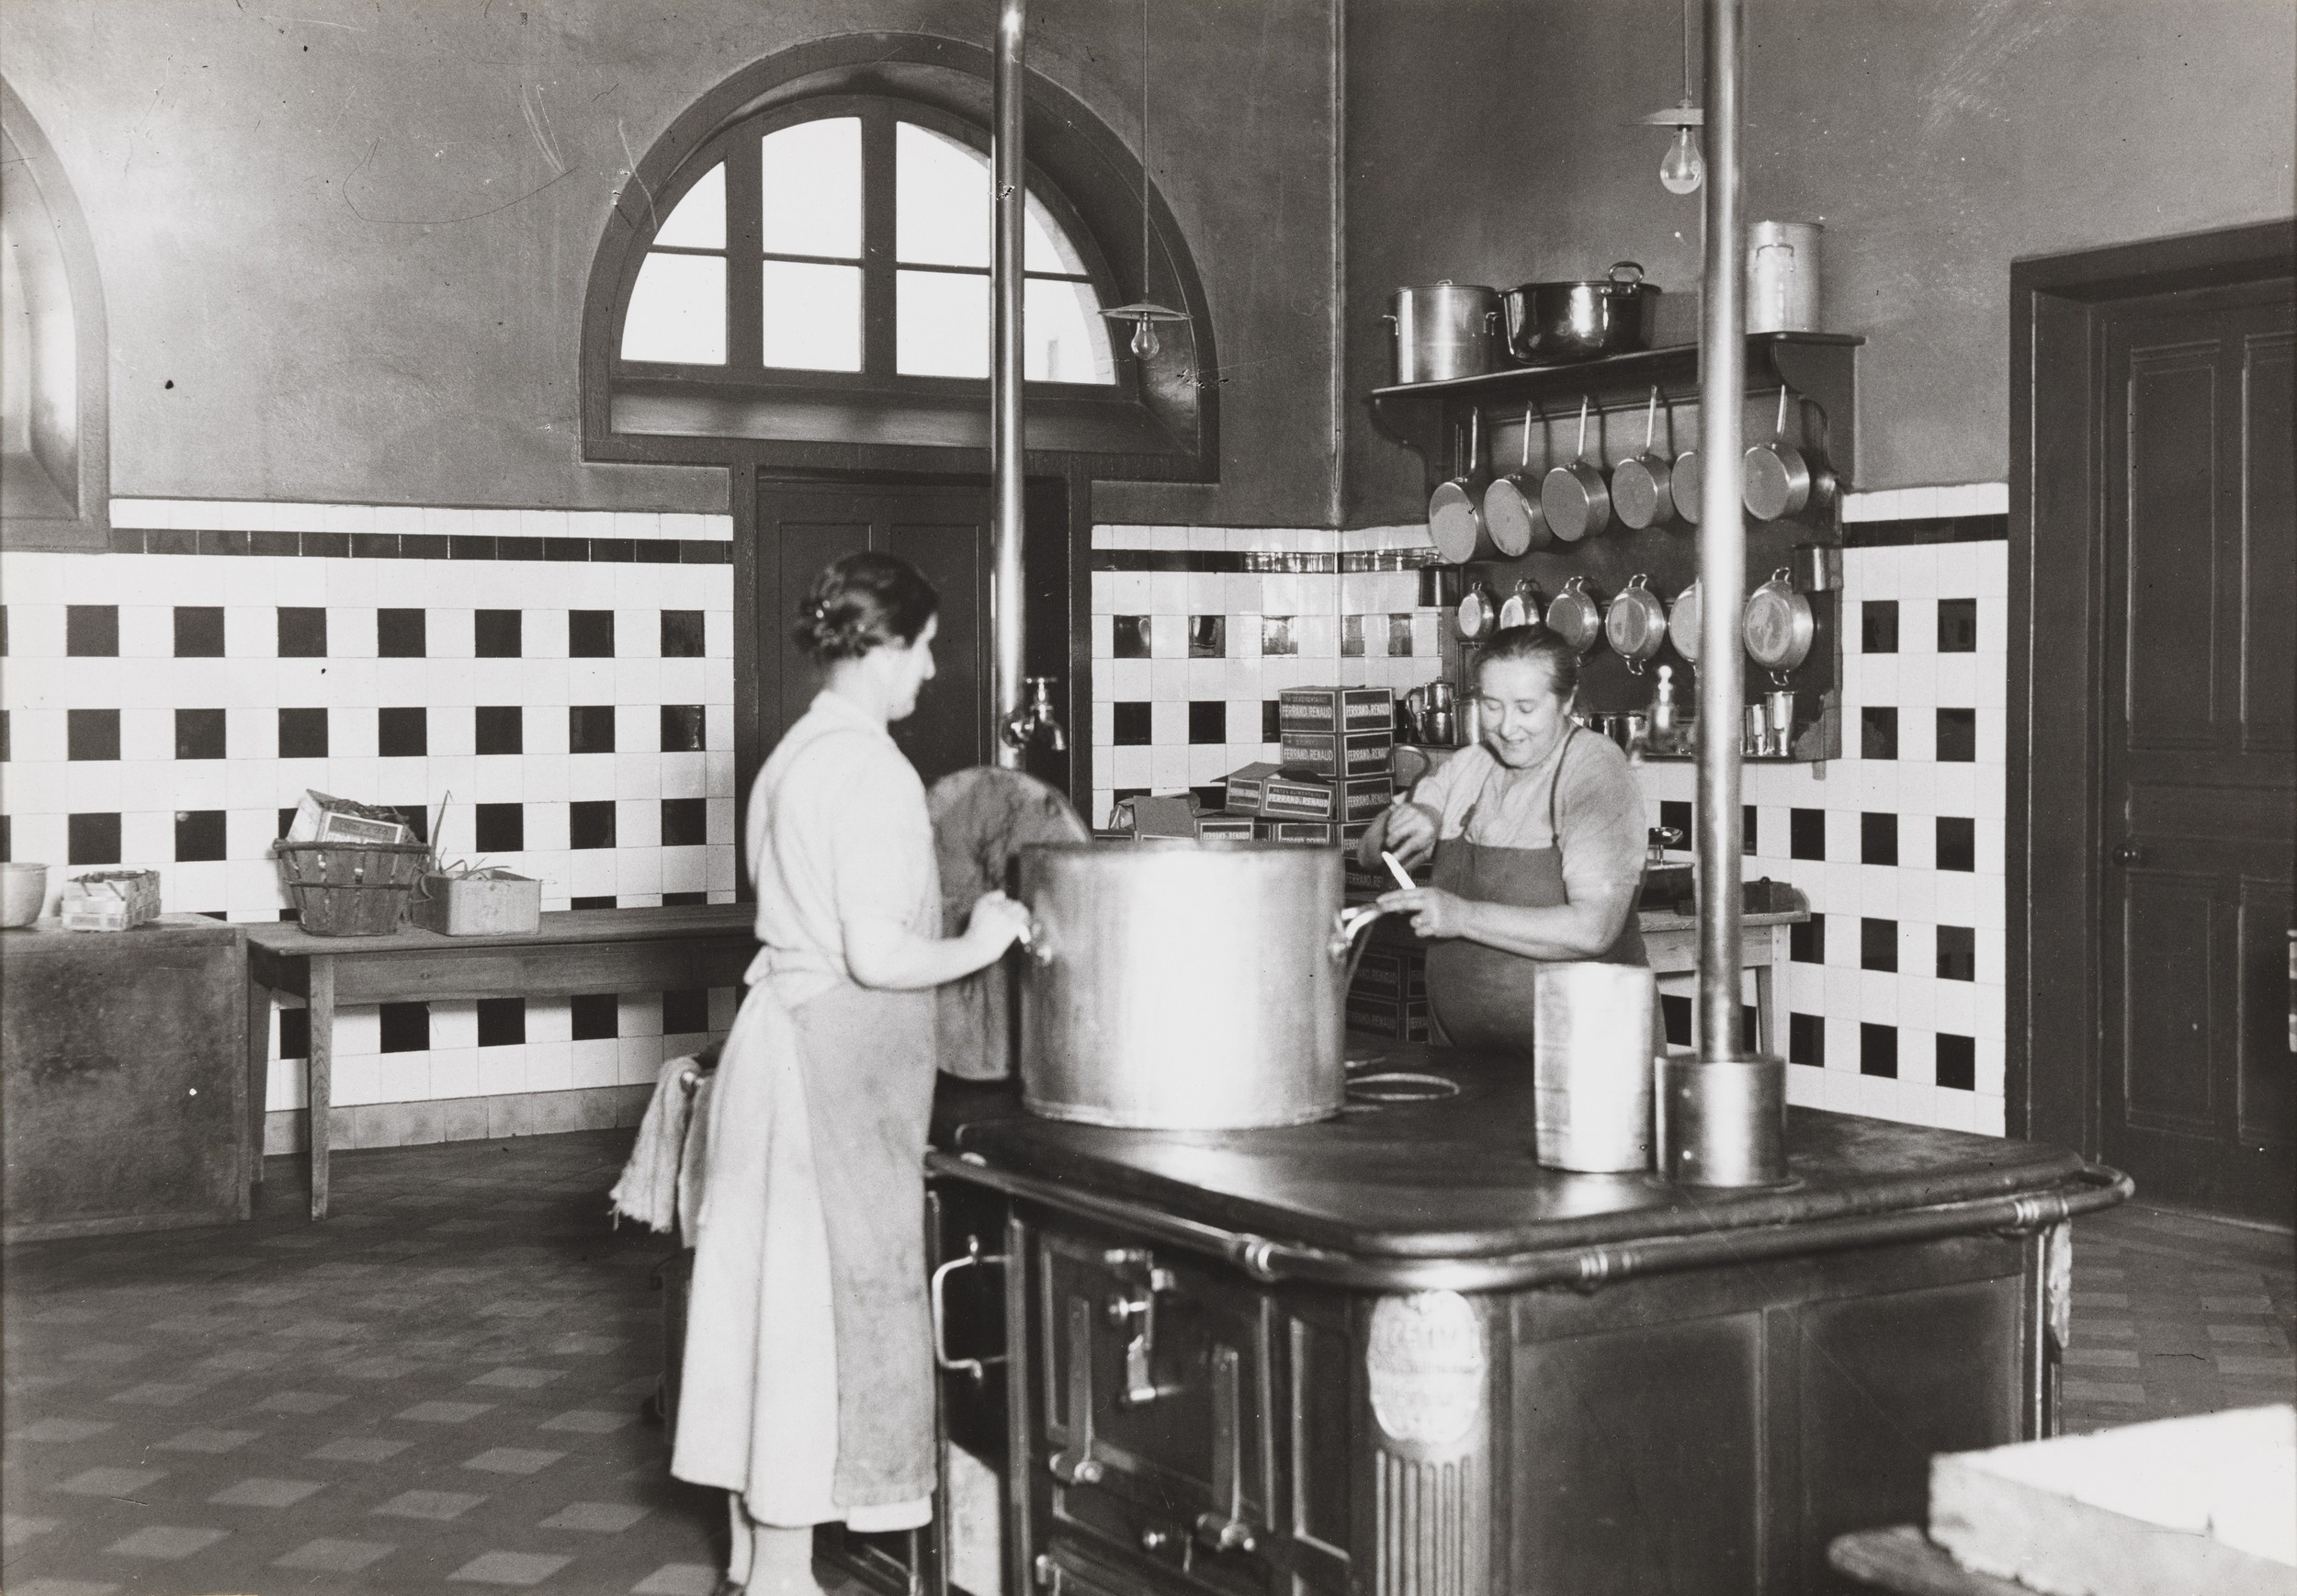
<box><xmin>1016</xmin><ymin>842</ymin><xmax>1379</xmax><ymax>1129</ymax></box>
<box><xmin>1385</xmin><ymin>282</ymin><xmax>1502</xmax><ymax>384</ymax></box>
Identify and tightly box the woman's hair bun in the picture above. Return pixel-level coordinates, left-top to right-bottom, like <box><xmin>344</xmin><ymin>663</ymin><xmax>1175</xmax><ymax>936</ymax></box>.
<box><xmin>793</xmin><ymin>550</ymin><xmax>941</xmax><ymax>663</ymax></box>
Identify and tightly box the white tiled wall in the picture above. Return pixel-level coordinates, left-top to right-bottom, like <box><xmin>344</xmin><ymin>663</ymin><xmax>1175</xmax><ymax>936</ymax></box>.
<box><xmin>1088</xmin><ymin>524</ymin><xmax>1448</xmax><ymax>828</ymax></box>
<box><xmin>0</xmin><ymin>498</ymin><xmax>741</xmax><ymax>1133</ymax></box>
<box><xmin>1638</xmin><ymin>537</ymin><xmax>2010</xmax><ymax>1136</ymax></box>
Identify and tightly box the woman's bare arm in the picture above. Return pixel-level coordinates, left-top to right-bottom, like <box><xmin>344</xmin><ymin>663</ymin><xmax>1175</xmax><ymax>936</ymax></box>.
<box><xmin>843</xmin><ymin>892</ymin><xmax>1030</xmax><ymax>990</ymax></box>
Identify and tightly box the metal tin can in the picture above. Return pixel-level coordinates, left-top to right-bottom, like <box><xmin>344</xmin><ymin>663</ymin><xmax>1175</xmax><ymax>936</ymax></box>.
<box><xmin>1747</xmin><ymin>221</ymin><xmax>1823</xmax><ymax>334</ymax></box>
<box><xmin>1533</xmin><ymin>962</ymin><xmax>1658</xmax><ymax>1172</ymax></box>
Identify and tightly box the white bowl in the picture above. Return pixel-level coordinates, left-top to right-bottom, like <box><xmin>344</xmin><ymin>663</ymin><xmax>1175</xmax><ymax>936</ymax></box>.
<box><xmin>2</xmin><ymin>862</ymin><xmax>49</xmax><ymax>927</ymax></box>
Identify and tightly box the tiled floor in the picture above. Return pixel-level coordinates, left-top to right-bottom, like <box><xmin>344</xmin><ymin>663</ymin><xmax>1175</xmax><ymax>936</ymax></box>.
<box><xmin>2056</xmin><ymin>1200</ymin><xmax>2296</xmax><ymax>1436</ymax></box>
<box><xmin>4</xmin><ymin>1132</ymin><xmax>2291</xmax><ymax>1594</ymax></box>
<box><xmin>2</xmin><ymin>1132</ymin><xmax>730</xmax><ymax>1596</ymax></box>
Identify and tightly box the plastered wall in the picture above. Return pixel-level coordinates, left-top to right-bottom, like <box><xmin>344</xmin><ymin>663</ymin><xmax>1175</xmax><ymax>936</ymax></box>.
<box><xmin>1342</xmin><ymin>0</ymin><xmax>2297</xmax><ymax>522</ymax></box>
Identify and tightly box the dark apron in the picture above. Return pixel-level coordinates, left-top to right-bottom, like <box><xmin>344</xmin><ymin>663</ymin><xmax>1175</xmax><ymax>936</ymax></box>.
<box><xmin>1424</xmin><ymin>729</ymin><xmax>1647</xmax><ymax>1054</ymax></box>
<box><xmin>789</xmin><ymin>979</ymin><xmax>941</xmax><ymax>1508</ymax></box>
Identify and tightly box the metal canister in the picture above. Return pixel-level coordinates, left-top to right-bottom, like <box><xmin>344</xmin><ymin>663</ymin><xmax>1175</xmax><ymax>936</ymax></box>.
<box><xmin>1385</xmin><ymin>282</ymin><xmax>1502</xmax><ymax>384</ymax></box>
<box><xmin>1533</xmin><ymin>962</ymin><xmax>1658</xmax><ymax>1172</ymax></box>
<box><xmin>1747</xmin><ymin>221</ymin><xmax>1823</xmax><ymax>334</ymax></box>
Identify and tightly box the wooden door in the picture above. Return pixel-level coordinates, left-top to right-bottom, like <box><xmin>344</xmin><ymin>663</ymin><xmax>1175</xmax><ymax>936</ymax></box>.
<box><xmin>2099</xmin><ymin>277</ymin><xmax>2294</xmax><ymax>1223</ymax></box>
<box><xmin>755</xmin><ymin>481</ymin><xmax>994</xmax><ymax>788</ymax></box>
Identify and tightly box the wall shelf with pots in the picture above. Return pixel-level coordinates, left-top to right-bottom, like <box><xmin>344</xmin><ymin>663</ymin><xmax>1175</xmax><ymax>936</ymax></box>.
<box><xmin>1371</xmin><ymin>333</ymin><xmax>1861</xmax><ymax>763</ymax></box>
<box><xmin>1367</xmin><ymin>331</ymin><xmax>1862</xmax><ymax>538</ymax></box>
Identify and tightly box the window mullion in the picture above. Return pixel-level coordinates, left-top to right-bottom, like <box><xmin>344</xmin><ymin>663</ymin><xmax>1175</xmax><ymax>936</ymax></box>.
<box><xmin>727</xmin><ymin>135</ymin><xmax>764</xmax><ymax>372</ymax></box>
<box><xmin>861</xmin><ymin>108</ymin><xmax>897</xmax><ymax>376</ymax></box>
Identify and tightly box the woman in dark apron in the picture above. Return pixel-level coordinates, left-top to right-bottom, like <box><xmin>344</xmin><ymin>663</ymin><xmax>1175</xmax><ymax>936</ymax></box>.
<box><xmin>673</xmin><ymin>552</ymin><xmax>1029</xmax><ymax>1596</ymax></box>
<box><xmin>1367</xmin><ymin>626</ymin><xmax>1648</xmax><ymax>1051</ymax></box>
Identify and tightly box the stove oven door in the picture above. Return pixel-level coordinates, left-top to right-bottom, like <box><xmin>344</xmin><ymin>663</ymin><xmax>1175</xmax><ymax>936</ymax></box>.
<box><xmin>1034</xmin><ymin>1225</ymin><xmax>1276</xmax><ymax>1596</ymax></box>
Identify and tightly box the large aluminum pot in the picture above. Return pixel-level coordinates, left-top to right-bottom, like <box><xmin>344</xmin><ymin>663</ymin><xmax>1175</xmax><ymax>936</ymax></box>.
<box><xmin>1384</xmin><ymin>282</ymin><xmax>1501</xmax><ymax>385</ymax></box>
<box><xmin>1499</xmin><ymin>262</ymin><xmax>1659</xmax><ymax>364</ymax></box>
<box><xmin>1017</xmin><ymin>842</ymin><xmax>1380</xmax><ymax>1128</ymax></box>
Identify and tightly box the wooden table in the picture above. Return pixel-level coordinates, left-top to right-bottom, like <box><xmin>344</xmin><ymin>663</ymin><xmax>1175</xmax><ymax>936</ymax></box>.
<box><xmin>1642</xmin><ymin>907</ymin><xmax>1803</xmax><ymax>1054</ymax></box>
<box><xmin>245</xmin><ymin>905</ymin><xmax>755</xmax><ymax>1218</ymax></box>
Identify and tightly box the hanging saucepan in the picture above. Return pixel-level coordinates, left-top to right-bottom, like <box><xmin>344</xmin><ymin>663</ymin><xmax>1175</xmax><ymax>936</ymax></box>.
<box><xmin>1480</xmin><ymin>406</ymin><xmax>1548</xmax><ymax>556</ymax></box>
<box><xmin>1669</xmin><ymin>579</ymin><xmax>1703</xmax><ymax>662</ymax></box>
<box><xmin>1674</xmin><ymin>444</ymin><xmax>1703</xmax><ymax>524</ymax></box>
<box><xmin>1611</xmin><ymin>387</ymin><xmax>1677</xmax><ymax>530</ymax></box>
<box><xmin>1741</xmin><ymin>567</ymin><xmax>1816</xmax><ymax>679</ymax></box>
<box><xmin>1496</xmin><ymin>579</ymin><xmax>1542</xmax><ymax>630</ymax></box>
<box><xmin>1603</xmin><ymin>573</ymin><xmax>1669</xmax><ymax>674</ymax></box>
<box><xmin>1429</xmin><ymin>409</ymin><xmax>1488</xmax><ymax>563</ymax></box>
<box><xmin>1742</xmin><ymin>387</ymin><xmax>1814</xmax><ymax>522</ymax></box>
<box><xmin>1455</xmin><ymin>577</ymin><xmax>1500</xmax><ymax>642</ymax></box>
<box><xmin>1499</xmin><ymin>262</ymin><xmax>1660</xmax><ymax>364</ymax></box>
<box><xmin>1545</xmin><ymin>574</ymin><xmax>1602</xmax><ymax>654</ymax></box>
<box><xmin>1541</xmin><ymin>397</ymin><xmax>1612</xmax><ymax>542</ymax></box>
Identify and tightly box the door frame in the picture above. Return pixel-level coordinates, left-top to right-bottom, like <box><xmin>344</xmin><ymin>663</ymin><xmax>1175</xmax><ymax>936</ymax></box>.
<box><xmin>2008</xmin><ymin>218</ymin><xmax>2296</xmax><ymax>1155</ymax></box>
<box><xmin>731</xmin><ymin>463</ymin><xmax>1093</xmax><ymax>891</ymax></box>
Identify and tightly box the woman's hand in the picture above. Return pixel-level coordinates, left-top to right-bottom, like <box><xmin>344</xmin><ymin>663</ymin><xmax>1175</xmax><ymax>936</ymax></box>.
<box><xmin>964</xmin><ymin>889</ymin><xmax>1033</xmax><ymax>956</ymax></box>
<box><xmin>1375</xmin><ymin>884</ymin><xmax>1477</xmax><ymax>941</ymax></box>
<box><xmin>1378</xmin><ymin>798</ymin><xmax>1439</xmax><ymax>867</ymax></box>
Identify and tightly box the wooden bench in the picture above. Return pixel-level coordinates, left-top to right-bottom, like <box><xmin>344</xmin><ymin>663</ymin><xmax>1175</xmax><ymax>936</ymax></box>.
<box><xmin>245</xmin><ymin>905</ymin><xmax>755</xmax><ymax>1218</ymax></box>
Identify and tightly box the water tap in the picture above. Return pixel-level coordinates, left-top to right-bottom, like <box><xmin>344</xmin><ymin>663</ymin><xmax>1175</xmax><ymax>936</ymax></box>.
<box><xmin>1001</xmin><ymin>675</ymin><xmax>1067</xmax><ymax>753</ymax></box>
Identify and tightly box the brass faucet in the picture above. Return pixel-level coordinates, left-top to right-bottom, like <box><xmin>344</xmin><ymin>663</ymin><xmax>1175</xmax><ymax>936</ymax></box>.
<box><xmin>1000</xmin><ymin>675</ymin><xmax>1068</xmax><ymax>753</ymax></box>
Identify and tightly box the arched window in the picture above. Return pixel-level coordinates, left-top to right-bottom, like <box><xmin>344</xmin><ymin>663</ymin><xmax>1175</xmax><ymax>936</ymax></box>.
<box><xmin>617</xmin><ymin>100</ymin><xmax>1116</xmax><ymax>387</ymax></box>
<box><xmin>2</xmin><ymin>79</ymin><xmax>108</xmax><ymax>551</ymax></box>
<box><xmin>581</xmin><ymin>36</ymin><xmax>1214</xmax><ymax>480</ymax></box>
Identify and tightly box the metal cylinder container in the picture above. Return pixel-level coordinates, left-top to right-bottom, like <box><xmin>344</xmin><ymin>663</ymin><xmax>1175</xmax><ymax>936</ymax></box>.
<box><xmin>1533</xmin><ymin>963</ymin><xmax>1658</xmax><ymax>1172</ymax></box>
<box><xmin>1386</xmin><ymin>282</ymin><xmax>1502</xmax><ymax>385</ymax></box>
<box><xmin>1017</xmin><ymin>843</ymin><xmax>1371</xmax><ymax>1128</ymax></box>
<box><xmin>1660</xmin><ymin>1056</ymin><xmax>1789</xmax><ymax>1186</ymax></box>
<box><xmin>1747</xmin><ymin>221</ymin><xmax>1822</xmax><ymax>334</ymax></box>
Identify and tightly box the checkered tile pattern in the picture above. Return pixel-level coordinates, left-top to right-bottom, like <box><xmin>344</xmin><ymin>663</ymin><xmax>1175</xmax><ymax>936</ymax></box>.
<box><xmin>0</xmin><ymin>497</ymin><xmax>740</xmax><ymax>1140</ymax></box>
<box><xmin>2057</xmin><ymin>1202</ymin><xmax>2297</xmax><ymax>1435</ymax></box>
<box><xmin>1090</xmin><ymin>525</ymin><xmax>1446</xmax><ymax>826</ymax></box>
<box><xmin>0</xmin><ymin>1131</ymin><xmax>736</xmax><ymax>1595</ymax></box>
<box><xmin>1645</xmin><ymin>531</ymin><xmax>2011</xmax><ymax>1134</ymax></box>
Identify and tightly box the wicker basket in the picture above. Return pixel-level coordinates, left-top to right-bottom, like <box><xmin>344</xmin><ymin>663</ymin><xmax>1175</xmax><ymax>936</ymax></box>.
<box><xmin>274</xmin><ymin>841</ymin><xmax>433</xmax><ymax>935</ymax></box>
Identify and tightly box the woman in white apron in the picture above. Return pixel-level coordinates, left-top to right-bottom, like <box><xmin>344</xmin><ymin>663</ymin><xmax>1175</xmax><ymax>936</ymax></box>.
<box><xmin>673</xmin><ymin>551</ymin><xmax>1030</xmax><ymax>1596</ymax></box>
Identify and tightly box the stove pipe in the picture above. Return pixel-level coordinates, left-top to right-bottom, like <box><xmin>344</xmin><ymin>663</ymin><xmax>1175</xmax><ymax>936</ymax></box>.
<box><xmin>990</xmin><ymin>0</ymin><xmax>1062</xmax><ymax>766</ymax></box>
<box><xmin>1664</xmin><ymin>0</ymin><xmax>1788</xmax><ymax>1188</ymax></box>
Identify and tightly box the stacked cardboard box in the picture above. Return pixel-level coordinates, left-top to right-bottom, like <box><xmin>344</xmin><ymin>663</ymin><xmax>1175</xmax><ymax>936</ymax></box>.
<box><xmin>1347</xmin><ymin>944</ymin><xmax>1429</xmax><ymax>1040</ymax></box>
<box><xmin>1225</xmin><ymin>686</ymin><xmax>1398</xmax><ymax>846</ymax></box>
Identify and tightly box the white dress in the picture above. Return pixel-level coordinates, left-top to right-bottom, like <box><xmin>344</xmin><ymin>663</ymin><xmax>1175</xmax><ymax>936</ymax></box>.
<box><xmin>671</xmin><ymin>689</ymin><xmax>939</xmax><ymax>1531</ymax></box>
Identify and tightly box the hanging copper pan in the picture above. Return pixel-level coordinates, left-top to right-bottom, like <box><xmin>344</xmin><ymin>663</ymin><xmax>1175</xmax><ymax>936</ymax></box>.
<box><xmin>1742</xmin><ymin>387</ymin><xmax>1814</xmax><ymax>522</ymax></box>
<box><xmin>1429</xmin><ymin>408</ymin><xmax>1488</xmax><ymax>563</ymax></box>
<box><xmin>1541</xmin><ymin>397</ymin><xmax>1612</xmax><ymax>542</ymax></box>
<box><xmin>1604</xmin><ymin>573</ymin><xmax>1669</xmax><ymax>673</ymax></box>
<box><xmin>1545</xmin><ymin>574</ymin><xmax>1602</xmax><ymax>653</ymax></box>
<box><xmin>1612</xmin><ymin>387</ymin><xmax>1678</xmax><ymax>529</ymax></box>
<box><xmin>1480</xmin><ymin>406</ymin><xmax>1548</xmax><ymax>556</ymax></box>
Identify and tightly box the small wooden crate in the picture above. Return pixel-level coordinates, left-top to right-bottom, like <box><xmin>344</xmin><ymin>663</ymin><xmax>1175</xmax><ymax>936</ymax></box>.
<box><xmin>410</xmin><ymin>870</ymin><xmax>540</xmax><ymax>936</ymax></box>
<box><xmin>274</xmin><ymin>841</ymin><xmax>431</xmax><ymax>935</ymax></box>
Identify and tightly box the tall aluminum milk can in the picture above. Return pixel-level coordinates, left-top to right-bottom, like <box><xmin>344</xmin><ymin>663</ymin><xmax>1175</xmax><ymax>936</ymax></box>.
<box><xmin>1747</xmin><ymin>221</ymin><xmax>1823</xmax><ymax>334</ymax></box>
<box><xmin>1533</xmin><ymin>962</ymin><xmax>1659</xmax><ymax>1172</ymax></box>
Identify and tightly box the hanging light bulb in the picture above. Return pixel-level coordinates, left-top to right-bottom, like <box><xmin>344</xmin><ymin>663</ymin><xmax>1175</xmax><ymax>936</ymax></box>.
<box><xmin>1103</xmin><ymin>300</ymin><xmax>1189</xmax><ymax>362</ymax></box>
<box><xmin>1637</xmin><ymin>0</ymin><xmax>1705</xmax><ymax>196</ymax></box>
<box><xmin>1099</xmin><ymin>0</ymin><xmax>1188</xmax><ymax>364</ymax></box>
<box><xmin>1660</xmin><ymin>119</ymin><xmax>1705</xmax><ymax>195</ymax></box>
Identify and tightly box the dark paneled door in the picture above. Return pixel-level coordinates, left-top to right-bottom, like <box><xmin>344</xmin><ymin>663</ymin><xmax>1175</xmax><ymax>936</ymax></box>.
<box><xmin>757</xmin><ymin>481</ymin><xmax>994</xmax><ymax>789</ymax></box>
<box><xmin>2099</xmin><ymin>277</ymin><xmax>2294</xmax><ymax>1222</ymax></box>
